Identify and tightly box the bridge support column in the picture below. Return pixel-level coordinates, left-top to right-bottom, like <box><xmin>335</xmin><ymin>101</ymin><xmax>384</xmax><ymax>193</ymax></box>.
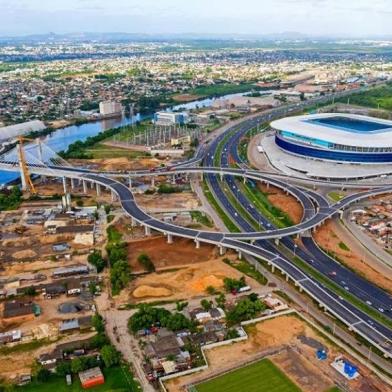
<box><xmin>70</xmin><ymin>178</ymin><xmax>75</xmax><ymax>190</ymax></box>
<box><xmin>219</xmin><ymin>172</ymin><xmax>223</xmax><ymax>181</ymax></box>
<box><xmin>274</xmin><ymin>238</ymin><xmax>280</xmax><ymax>246</ymax></box>
<box><xmin>145</xmin><ymin>226</ymin><xmax>151</xmax><ymax>236</ymax></box>
<box><xmin>111</xmin><ymin>191</ymin><xmax>116</xmax><ymax>202</ymax></box>
<box><xmin>82</xmin><ymin>180</ymin><xmax>87</xmax><ymax>194</ymax></box>
<box><xmin>171</xmin><ymin>175</ymin><xmax>176</xmax><ymax>185</ymax></box>
<box><xmin>338</xmin><ymin>210</ymin><xmax>344</xmax><ymax>219</ymax></box>
<box><xmin>237</xmin><ymin>249</ymin><xmax>242</xmax><ymax>259</ymax></box>
<box><xmin>271</xmin><ymin>265</ymin><xmax>275</xmax><ymax>273</ymax></box>
<box><xmin>266</xmin><ymin>182</ymin><xmax>270</xmax><ymax>190</ymax></box>
<box><xmin>90</xmin><ymin>181</ymin><xmax>94</xmax><ymax>189</ymax></box>
<box><xmin>131</xmin><ymin>217</ymin><xmax>138</xmax><ymax>227</ymax></box>
<box><xmin>243</xmin><ymin>177</ymin><xmax>246</xmax><ymax>184</ymax></box>
<box><xmin>96</xmin><ymin>183</ymin><xmax>101</xmax><ymax>196</ymax></box>
<box><xmin>219</xmin><ymin>245</ymin><xmax>226</xmax><ymax>256</ymax></box>
<box><xmin>285</xmin><ymin>274</ymin><xmax>289</xmax><ymax>282</ymax></box>
<box><xmin>195</xmin><ymin>239</ymin><xmax>200</xmax><ymax>249</ymax></box>
<box><xmin>167</xmin><ymin>234</ymin><xmax>173</xmax><ymax>244</ymax></box>
<box><xmin>151</xmin><ymin>177</ymin><xmax>155</xmax><ymax>187</ymax></box>
<box><xmin>62</xmin><ymin>176</ymin><xmax>67</xmax><ymax>194</ymax></box>
<box><xmin>250</xmin><ymin>239</ymin><xmax>255</xmax><ymax>245</ymax></box>
<box><xmin>128</xmin><ymin>176</ymin><xmax>132</xmax><ymax>189</ymax></box>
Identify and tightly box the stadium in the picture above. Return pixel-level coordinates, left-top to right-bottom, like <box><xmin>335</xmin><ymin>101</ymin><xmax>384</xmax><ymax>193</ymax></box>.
<box><xmin>271</xmin><ymin>113</ymin><xmax>392</xmax><ymax>164</ymax></box>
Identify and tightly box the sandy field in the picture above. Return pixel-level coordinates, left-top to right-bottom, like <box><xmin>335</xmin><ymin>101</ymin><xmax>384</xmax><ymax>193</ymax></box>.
<box><xmin>164</xmin><ymin>315</ymin><xmax>389</xmax><ymax>392</ymax></box>
<box><xmin>127</xmin><ymin>257</ymin><xmax>259</xmax><ymax>302</ymax></box>
<box><xmin>314</xmin><ymin>220</ymin><xmax>392</xmax><ymax>292</ymax></box>
<box><xmin>258</xmin><ymin>183</ymin><xmax>303</xmax><ymax>224</ymax></box>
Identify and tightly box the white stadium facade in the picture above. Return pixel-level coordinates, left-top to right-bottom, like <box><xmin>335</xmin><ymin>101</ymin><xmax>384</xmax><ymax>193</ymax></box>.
<box><xmin>271</xmin><ymin>113</ymin><xmax>392</xmax><ymax>164</ymax></box>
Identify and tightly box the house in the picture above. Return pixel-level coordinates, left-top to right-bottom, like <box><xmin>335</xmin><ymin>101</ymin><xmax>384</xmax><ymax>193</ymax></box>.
<box><xmin>145</xmin><ymin>329</ymin><xmax>183</xmax><ymax>360</ymax></box>
<box><xmin>79</xmin><ymin>367</ymin><xmax>105</xmax><ymax>389</ymax></box>
<box><xmin>3</xmin><ymin>300</ymin><xmax>39</xmax><ymax>323</ymax></box>
<box><xmin>0</xmin><ymin>330</ymin><xmax>22</xmax><ymax>345</ymax></box>
<box><xmin>52</xmin><ymin>264</ymin><xmax>89</xmax><ymax>279</ymax></box>
<box><xmin>67</xmin><ymin>280</ymin><xmax>82</xmax><ymax>296</ymax></box>
<box><xmin>38</xmin><ymin>350</ymin><xmax>63</xmax><ymax>369</ymax></box>
<box><xmin>59</xmin><ymin>319</ymin><xmax>80</xmax><ymax>333</ymax></box>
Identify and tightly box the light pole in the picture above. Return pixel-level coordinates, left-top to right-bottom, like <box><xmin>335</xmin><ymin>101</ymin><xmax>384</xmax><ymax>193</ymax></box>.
<box><xmin>294</xmin><ymin>244</ymin><xmax>298</xmax><ymax>257</ymax></box>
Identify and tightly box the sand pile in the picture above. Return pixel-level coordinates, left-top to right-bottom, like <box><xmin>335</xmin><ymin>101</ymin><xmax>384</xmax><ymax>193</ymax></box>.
<box><xmin>12</xmin><ymin>249</ymin><xmax>37</xmax><ymax>259</ymax></box>
<box><xmin>133</xmin><ymin>285</ymin><xmax>172</xmax><ymax>298</ymax></box>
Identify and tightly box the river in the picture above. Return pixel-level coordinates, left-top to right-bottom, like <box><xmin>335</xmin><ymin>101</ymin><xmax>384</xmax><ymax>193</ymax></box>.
<box><xmin>0</xmin><ymin>91</ymin><xmax>254</xmax><ymax>185</ymax></box>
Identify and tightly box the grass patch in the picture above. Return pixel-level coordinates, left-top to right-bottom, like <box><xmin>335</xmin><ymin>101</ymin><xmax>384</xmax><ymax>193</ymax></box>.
<box><xmin>86</xmin><ymin>143</ymin><xmax>146</xmax><ymax>159</ymax></box>
<box><xmin>328</xmin><ymin>192</ymin><xmax>345</xmax><ymax>202</ymax></box>
<box><xmin>188</xmin><ymin>82</ymin><xmax>257</xmax><ymax>98</ymax></box>
<box><xmin>16</xmin><ymin>366</ymin><xmax>140</xmax><ymax>392</ymax></box>
<box><xmin>338</xmin><ymin>241</ymin><xmax>350</xmax><ymax>251</ymax></box>
<box><xmin>0</xmin><ymin>339</ymin><xmax>51</xmax><ymax>355</ymax></box>
<box><xmin>195</xmin><ymin>359</ymin><xmax>302</xmax><ymax>392</ymax></box>
<box><xmin>190</xmin><ymin>211</ymin><xmax>214</xmax><ymax>228</ymax></box>
<box><xmin>240</xmin><ymin>182</ymin><xmax>293</xmax><ymax>228</ymax></box>
<box><xmin>223</xmin><ymin>258</ymin><xmax>268</xmax><ymax>285</ymax></box>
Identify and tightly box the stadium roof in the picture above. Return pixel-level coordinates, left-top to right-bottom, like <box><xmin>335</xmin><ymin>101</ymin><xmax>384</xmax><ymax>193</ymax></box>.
<box><xmin>0</xmin><ymin>120</ymin><xmax>46</xmax><ymax>142</ymax></box>
<box><xmin>271</xmin><ymin>113</ymin><xmax>392</xmax><ymax>148</ymax></box>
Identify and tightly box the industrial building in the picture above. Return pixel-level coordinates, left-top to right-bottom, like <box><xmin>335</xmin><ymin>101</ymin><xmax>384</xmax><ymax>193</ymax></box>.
<box><xmin>271</xmin><ymin>113</ymin><xmax>392</xmax><ymax>163</ymax></box>
<box><xmin>154</xmin><ymin>111</ymin><xmax>189</xmax><ymax>126</ymax></box>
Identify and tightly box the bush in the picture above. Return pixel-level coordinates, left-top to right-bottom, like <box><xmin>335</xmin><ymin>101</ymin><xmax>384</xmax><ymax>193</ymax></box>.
<box><xmin>101</xmin><ymin>345</ymin><xmax>120</xmax><ymax>368</ymax></box>
<box><xmin>110</xmin><ymin>260</ymin><xmax>131</xmax><ymax>295</ymax></box>
<box><xmin>137</xmin><ymin>253</ymin><xmax>155</xmax><ymax>272</ymax></box>
<box><xmin>223</xmin><ymin>276</ymin><xmax>246</xmax><ymax>292</ymax></box>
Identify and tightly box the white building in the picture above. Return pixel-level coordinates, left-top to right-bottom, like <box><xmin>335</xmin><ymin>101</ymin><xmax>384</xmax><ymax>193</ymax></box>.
<box><xmin>99</xmin><ymin>101</ymin><xmax>123</xmax><ymax>117</ymax></box>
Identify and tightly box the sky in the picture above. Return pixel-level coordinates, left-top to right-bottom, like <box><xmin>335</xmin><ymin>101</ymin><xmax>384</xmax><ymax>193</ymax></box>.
<box><xmin>1</xmin><ymin>0</ymin><xmax>392</xmax><ymax>38</ymax></box>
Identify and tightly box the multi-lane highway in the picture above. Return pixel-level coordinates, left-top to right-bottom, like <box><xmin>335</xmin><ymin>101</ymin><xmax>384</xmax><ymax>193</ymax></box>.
<box><xmin>1</xmin><ymin>84</ymin><xmax>392</xmax><ymax>358</ymax></box>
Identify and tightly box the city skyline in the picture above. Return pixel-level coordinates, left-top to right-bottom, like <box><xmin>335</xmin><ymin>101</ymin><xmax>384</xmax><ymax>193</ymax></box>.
<box><xmin>1</xmin><ymin>0</ymin><xmax>392</xmax><ymax>38</ymax></box>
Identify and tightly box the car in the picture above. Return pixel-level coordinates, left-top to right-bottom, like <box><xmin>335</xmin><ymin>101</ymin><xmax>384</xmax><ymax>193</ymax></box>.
<box><xmin>366</xmin><ymin>300</ymin><xmax>372</xmax><ymax>306</ymax></box>
<box><xmin>379</xmin><ymin>308</ymin><xmax>385</xmax><ymax>313</ymax></box>
<box><xmin>344</xmin><ymin>286</ymin><xmax>350</xmax><ymax>291</ymax></box>
<box><xmin>329</xmin><ymin>271</ymin><xmax>337</xmax><ymax>276</ymax></box>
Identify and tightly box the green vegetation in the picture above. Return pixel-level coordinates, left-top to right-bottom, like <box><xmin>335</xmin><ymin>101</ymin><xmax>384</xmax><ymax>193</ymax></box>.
<box><xmin>190</xmin><ymin>211</ymin><xmax>214</xmax><ymax>228</ymax></box>
<box><xmin>326</xmin><ymin>388</ymin><xmax>343</xmax><ymax>392</ymax></box>
<box><xmin>88</xmin><ymin>249</ymin><xmax>106</xmax><ymax>273</ymax></box>
<box><xmin>16</xmin><ymin>366</ymin><xmax>139</xmax><ymax>392</ymax></box>
<box><xmin>226</xmin><ymin>295</ymin><xmax>266</xmax><ymax>325</ymax></box>
<box><xmin>202</xmin><ymin>180</ymin><xmax>240</xmax><ymax>232</ymax></box>
<box><xmin>328</xmin><ymin>191</ymin><xmax>345</xmax><ymax>202</ymax></box>
<box><xmin>0</xmin><ymin>339</ymin><xmax>50</xmax><ymax>356</ymax></box>
<box><xmin>223</xmin><ymin>258</ymin><xmax>267</xmax><ymax>285</ymax></box>
<box><xmin>157</xmin><ymin>184</ymin><xmax>183</xmax><ymax>194</ymax></box>
<box><xmin>188</xmin><ymin>82</ymin><xmax>258</xmax><ymax>99</ymax></box>
<box><xmin>85</xmin><ymin>144</ymin><xmax>146</xmax><ymax>160</ymax></box>
<box><xmin>338</xmin><ymin>242</ymin><xmax>350</xmax><ymax>251</ymax></box>
<box><xmin>137</xmin><ymin>253</ymin><xmax>155</xmax><ymax>272</ymax></box>
<box><xmin>128</xmin><ymin>305</ymin><xmax>194</xmax><ymax>333</ymax></box>
<box><xmin>336</xmin><ymin>82</ymin><xmax>392</xmax><ymax>111</ymax></box>
<box><xmin>291</xmin><ymin>256</ymin><xmax>392</xmax><ymax>330</ymax></box>
<box><xmin>195</xmin><ymin>359</ymin><xmax>302</xmax><ymax>392</ymax></box>
<box><xmin>106</xmin><ymin>226</ymin><xmax>131</xmax><ymax>295</ymax></box>
<box><xmin>223</xmin><ymin>276</ymin><xmax>247</xmax><ymax>292</ymax></box>
<box><xmin>241</xmin><ymin>182</ymin><xmax>294</xmax><ymax>228</ymax></box>
<box><xmin>0</xmin><ymin>186</ymin><xmax>22</xmax><ymax>211</ymax></box>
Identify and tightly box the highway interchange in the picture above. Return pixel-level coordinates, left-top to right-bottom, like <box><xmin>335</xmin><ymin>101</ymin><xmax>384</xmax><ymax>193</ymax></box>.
<box><xmin>1</xmin><ymin>86</ymin><xmax>392</xmax><ymax>360</ymax></box>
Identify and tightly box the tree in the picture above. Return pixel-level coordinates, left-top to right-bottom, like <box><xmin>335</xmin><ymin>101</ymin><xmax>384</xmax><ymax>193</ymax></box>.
<box><xmin>88</xmin><ymin>249</ymin><xmax>106</xmax><ymax>273</ymax></box>
<box><xmin>215</xmin><ymin>293</ymin><xmax>226</xmax><ymax>309</ymax></box>
<box><xmin>226</xmin><ymin>328</ymin><xmax>240</xmax><ymax>340</ymax></box>
<box><xmin>128</xmin><ymin>305</ymin><xmax>171</xmax><ymax>333</ymax></box>
<box><xmin>71</xmin><ymin>358</ymin><xmax>83</xmax><ymax>374</ymax></box>
<box><xmin>110</xmin><ymin>260</ymin><xmax>131</xmax><ymax>295</ymax></box>
<box><xmin>223</xmin><ymin>276</ymin><xmax>246</xmax><ymax>292</ymax></box>
<box><xmin>101</xmin><ymin>345</ymin><xmax>120</xmax><ymax>368</ymax></box>
<box><xmin>56</xmin><ymin>361</ymin><xmax>71</xmax><ymax>376</ymax></box>
<box><xmin>225</xmin><ymin>298</ymin><xmax>265</xmax><ymax>325</ymax></box>
<box><xmin>92</xmin><ymin>313</ymin><xmax>105</xmax><ymax>334</ymax></box>
<box><xmin>200</xmin><ymin>299</ymin><xmax>212</xmax><ymax>311</ymax></box>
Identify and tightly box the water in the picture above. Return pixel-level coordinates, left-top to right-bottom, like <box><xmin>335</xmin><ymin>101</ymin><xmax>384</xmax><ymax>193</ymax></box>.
<box><xmin>0</xmin><ymin>91</ymin><xmax>256</xmax><ymax>185</ymax></box>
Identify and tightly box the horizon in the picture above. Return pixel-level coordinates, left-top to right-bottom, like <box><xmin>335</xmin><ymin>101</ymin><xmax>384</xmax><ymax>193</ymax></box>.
<box><xmin>1</xmin><ymin>0</ymin><xmax>392</xmax><ymax>38</ymax></box>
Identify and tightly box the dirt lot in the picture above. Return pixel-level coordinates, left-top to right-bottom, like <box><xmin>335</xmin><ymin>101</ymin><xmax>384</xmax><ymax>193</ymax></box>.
<box><xmin>135</xmin><ymin>192</ymin><xmax>200</xmax><ymax>211</ymax></box>
<box><xmin>314</xmin><ymin>220</ymin><xmax>392</xmax><ymax>293</ymax></box>
<box><xmin>127</xmin><ymin>236</ymin><xmax>219</xmax><ymax>273</ymax></box>
<box><xmin>258</xmin><ymin>183</ymin><xmax>303</xmax><ymax>224</ymax></box>
<box><xmin>126</xmin><ymin>256</ymin><xmax>261</xmax><ymax>303</ymax></box>
<box><xmin>165</xmin><ymin>315</ymin><xmax>389</xmax><ymax>392</ymax></box>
